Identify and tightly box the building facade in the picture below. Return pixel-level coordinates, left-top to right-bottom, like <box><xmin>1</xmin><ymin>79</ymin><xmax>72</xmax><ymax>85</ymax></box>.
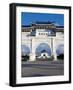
<box><xmin>21</xmin><ymin>21</ymin><xmax>64</xmax><ymax>61</ymax></box>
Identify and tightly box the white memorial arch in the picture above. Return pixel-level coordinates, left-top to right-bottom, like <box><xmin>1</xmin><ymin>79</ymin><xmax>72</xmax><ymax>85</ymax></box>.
<box><xmin>21</xmin><ymin>22</ymin><xmax>64</xmax><ymax>61</ymax></box>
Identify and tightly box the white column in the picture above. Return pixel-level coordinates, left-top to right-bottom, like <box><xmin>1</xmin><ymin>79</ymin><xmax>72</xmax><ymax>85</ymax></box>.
<box><xmin>29</xmin><ymin>38</ymin><xmax>36</xmax><ymax>61</ymax></box>
<box><xmin>52</xmin><ymin>38</ymin><xmax>57</xmax><ymax>61</ymax></box>
<box><xmin>29</xmin><ymin>53</ymin><xmax>36</xmax><ymax>61</ymax></box>
<box><xmin>51</xmin><ymin>50</ymin><xmax>57</xmax><ymax>61</ymax></box>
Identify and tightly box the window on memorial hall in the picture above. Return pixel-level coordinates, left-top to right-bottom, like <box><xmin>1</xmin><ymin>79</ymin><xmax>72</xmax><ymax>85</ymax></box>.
<box><xmin>22</xmin><ymin>29</ymin><xmax>24</xmax><ymax>32</ymax></box>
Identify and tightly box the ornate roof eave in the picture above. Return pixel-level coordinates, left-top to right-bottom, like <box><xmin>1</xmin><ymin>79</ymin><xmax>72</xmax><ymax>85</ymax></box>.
<box><xmin>56</xmin><ymin>28</ymin><xmax>64</xmax><ymax>32</ymax></box>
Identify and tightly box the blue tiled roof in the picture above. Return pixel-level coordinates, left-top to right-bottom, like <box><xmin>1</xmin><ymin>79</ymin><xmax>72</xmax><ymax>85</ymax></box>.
<box><xmin>35</xmin><ymin>21</ymin><xmax>54</xmax><ymax>24</ymax></box>
<box><xmin>22</xmin><ymin>22</ymin><xmax>64</xmax><ymax>29</ymax></box>
<box><xmin>56</xmin><ymin>26</ymin><xmax>64</xmax><ymax>28</ymax></box>
<box><xmin>41</xmin><ymin>50</ymin><xmax>46</xmax><ymax>53</ymax></box>
<box><xmin>22</xmin><ymin>25</ymin><xmax>31</xmax><ymax>27</ymax></box>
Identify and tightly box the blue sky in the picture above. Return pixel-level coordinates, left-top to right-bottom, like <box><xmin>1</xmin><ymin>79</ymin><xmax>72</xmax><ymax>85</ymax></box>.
<box><xmin>21</xmin><ymin>12</ymin><xmax>64</xmax><ymax>26</ymax></box>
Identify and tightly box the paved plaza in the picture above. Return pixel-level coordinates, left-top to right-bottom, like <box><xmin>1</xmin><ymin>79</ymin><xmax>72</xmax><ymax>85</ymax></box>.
<box><xmin>21</xmin><ymin>60</ymin><xmax>64</xmax><ymax>77</ymax></box>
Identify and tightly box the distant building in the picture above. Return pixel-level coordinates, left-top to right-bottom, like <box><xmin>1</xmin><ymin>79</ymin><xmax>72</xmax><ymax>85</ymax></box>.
<box><xmin>21</xmin><ymin>21</ymin><xmax>64</xmax><ymax>61</ymax></box>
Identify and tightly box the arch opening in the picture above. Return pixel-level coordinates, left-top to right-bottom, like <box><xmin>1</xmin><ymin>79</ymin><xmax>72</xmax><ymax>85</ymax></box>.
<box><xmin>35</xmin><ymin>43</ymin><xmax>51</xmax><ymax>60</ymax></box>
<box><xmin>21</xmin><ymin>45</ymin><xmax>30</xmax><ymax>61</ymax></box>
<box><xmin>56</xmin><ymin>44</ymin><xmax>64</xmax><ymax>60</ymax></box>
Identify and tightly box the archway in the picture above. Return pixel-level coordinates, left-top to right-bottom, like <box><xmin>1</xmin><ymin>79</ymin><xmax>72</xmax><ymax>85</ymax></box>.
<box><xmin>56</xmin><ymin>44</ymin><xmax>64</xmax><ymax>60</ymax></box>
<box><xmin>35</xmin><ymin>43</ymin><xmax>51</xmax><ymax>60</ymax></box>
<box><xmin>21</xmin><ymin>45</ymin><xmax>30</xmax><ymax>61</ymax></box>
